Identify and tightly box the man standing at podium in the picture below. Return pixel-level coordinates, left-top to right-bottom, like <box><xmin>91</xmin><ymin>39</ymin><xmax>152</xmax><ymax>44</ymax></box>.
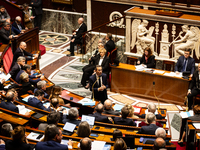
<box><xmin>187</xmin><ymin>63</ymin><xmax>200</xmax><ymax>110</ymax></box>
<box><xmin>89</xmin><ymin>65</ymin><xmax>108</xmax><ymax>104</ymax></box>
<box><xmin>175</xmin><ymin>49</ymin><xmax>195</xmax><ymax>77</ymax></box>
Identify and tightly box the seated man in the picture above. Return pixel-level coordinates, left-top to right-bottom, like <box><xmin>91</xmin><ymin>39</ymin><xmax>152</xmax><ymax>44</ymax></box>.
<box><xmin>104</xmin><ymin>33</ymin><xmax>115</xmax><ymax>54</ymax></box>
<box><xmin>140</xmin><ymin>103</ymin><xmax>162</xmax><ymax>119</ymax></box>
<box><xmin>0</xmin><ymin>6</ymin><xmax>10</xmax><ymax>24</ymax></box>
<box><xmin>113</xmin><ymin>106</ymin><xmax>136</xmax><ymax>126</ymax></box>
<box><xmin>1</xmin><ymin>123</ymin><xmax>13</xmax><ymax>138</ymax></box>
<box><xmin>68</xmin><ymin>17</ymin><xmax>87</xmax><ymax>56</ymax></box>
<box><xmin>38</xmin><ymin>111</ymin><xmax>60</xmax><ymax>131</ymax></box>
<box><xmin>62</xmin><ymin>107</ymin><xmax>81</xmax><ymax>126</ymax></box>
<box><xmin>187</xmin><ymin>63</ymin><xmax>200</xmax><ymax>109</ymax></box>
<box><xmin>175</xmin><ymin>48</ymin><xmax>195</xmax><ymax>77</ymax></box>
<box><xmin>153</xmin><ymin>137</ymin><xmax>166</xmax><ymax>150</ymax></box>
<box><xmin>7</xmin><ymin>88</ymin><xmax>19</xmax><ymax>101</ymax></box>
<box><xmin>89</xmin><ymin>103</ymin><xmax>112</xmax><ymax>123</ymax></box>
<box><xmin>80</xmin><ymin>137</ymin><xmax>92</xmax><ymax>150</ymax></box>
<box><xmin>137</xmin><ymin>112</ymin><xmax>159</xmax><ymax>135</ymax></box>
<box><xmin>34</xmin><ymin>81</ymin><xmax>49</xmax><ymax>99</ymax></box>
<box><xmin>112</xmin><ymin>129</ymin><xmax>122</xmax><ymax>141</ymax></box>
<box><xmin>0</xmin><ymin>91</ymin><xmax>19</xmax><ymax>113</ymax></box>
<box><xmin>0</xmin><ymin>22</ymin><xmax>17</xmax><ymax>44</ymax></box>
<box><xmin>35</xmin><ymin>124</ymin><xmax>72</xmax><ymax>150</ymax></box>
<box><xmin>28</xmin><ymin>89</ymin><xmax>48</xmax><ymax>111</ymax></box>
<box><xmin>103</xmin><ymin>100</ymin><xmax>120</xmax><ymax>116</ymax></box>
<box><xmin>15</xmin><ymin>64</ymin><xmax>44</xmax><ymax>84</ymax></box>
<box><xmin>9</xmin><ymin>56</ymin><xmax>25</xmax><ymax>80</ymax></box>
<box><xmin>13</xmin><ymin>41</ymin><xmax>38</xmax><ymax>63</ymax></box>
<box><xmin>12</xmin><ymin>16</ymin><xmax>27</xmax><ymax>35</ymax></box>
<box><xmin>20</xmin><ymin>72</ymin><xmax>35</xmax><ymax>94</ymax></box>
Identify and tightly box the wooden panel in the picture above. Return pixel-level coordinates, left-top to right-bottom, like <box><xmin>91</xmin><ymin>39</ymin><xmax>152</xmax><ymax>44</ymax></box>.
<box><xmin>111</xmin><ymin>63</ymin><xmax>189</xmax><ymax>105</ymax></box>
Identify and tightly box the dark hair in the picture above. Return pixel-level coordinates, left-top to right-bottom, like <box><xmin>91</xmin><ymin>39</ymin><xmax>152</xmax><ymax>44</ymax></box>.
<box><xmin>77</xmin><ymin>121</ymin><xmax>90</xmax><ymax>137</ymax></box>
<box><xmin>0</xmin><ymin>6</ymin><xmax>5</xmax><ymax>9</ymax></box>
<box><xmin>47</xmin><ymin>111</ymin><xmax>60</xmax><ymax>124</ymax></box>
<box><xmin>143</xmin><ymin>47</ymin><xmax>152</xmax><ymax>58</ymax></box>
<box><xmin>3</xmin><ymin>22</ymin><xmax>10</xmax><ymax>27</ymax></box>
<box><xmin>44</xmin><ymin>124</ymin><xmax>60</xmax><ymax>141</ymax></box>
<box><xmin>121</xmin><ymin>106</ymin><xmax>130</xmax><ymax>118</ymax></box>
<box><xmin>113</xmin><ymin>129</ymin><xmax>122</xmax><ymax>141</ymax></box>
<box><xmin>153</xmin><ymin>138</ymin><xmax>166</xmax><ymax>150</ymax></box>
<box><xmin>95</xmin><ymin>65</ymin><xmax>102</xmax><ymax>71</ymax></box>
<box><xmin>107</xmin><ymin>33</ymin><xmax>112</xmax><ymax>40</ymax></box>
<box><xmin>113</xmin><ymin>138</ymin><xmax>127</xmax><ymax>150</ymax></box>
<box><xmin>80</xmin><ymin>138</ymin><xmax>92</xmax><ymax>150</ymax></box>
<box><xmin>34</xmin><ymin>90</ymin><xmax>44</xmax><ymax>97</ymax></box>
<box><xmin>23</xmin><ymin>64</ymin><xmax>31</xmax><ymax>71</ymax></box>
<box><xmin>95</xmin><ymin>103</ymin><xmax>104</xmax><ymax>113</ymax></box>
<box><xmin>11</xmin><ymin>126</ymin><xmax>26</xmax><ymax>143</ymax></box>
<box><xmin>185</xmin><ymin>48</ymin><xmax>192</xmax><ymax>55</ymax></box>
<box><xmin>193</xmin><ymin>105</ymin><xmax>200</xmax><ymax>114</ymax></box>
<box><xmin>1</xmin><ymin>123</ymin><xmax>13</xmax><ymax>137</ymax></box>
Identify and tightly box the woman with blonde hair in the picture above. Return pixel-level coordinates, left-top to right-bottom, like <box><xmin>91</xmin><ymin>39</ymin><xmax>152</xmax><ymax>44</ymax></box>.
<box><xmin>77</xmin><ymin>121</ymin><xmax>91</xmax><ymax>138</ymax></box>
<box><xmin>125</xmin><ymin>103</ymin><xmax>139</xmax><ymax>118</ymax></box>
<box><xmin>49</xmin><ymin>86</ymin><xmax>65</xmax><ymax>104</ymax></box>
<box><xmin>5</xmin><ymin>126</ymin><xmax>32</xmax><ymax>150</ymax></box>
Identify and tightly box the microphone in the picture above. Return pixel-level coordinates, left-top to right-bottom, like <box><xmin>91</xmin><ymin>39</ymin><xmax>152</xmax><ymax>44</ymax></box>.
<box><xmin>92</xmin><ymin>75</ymin><xmax>101</xmax><ymax>101</ymax></box>
<box><xmin>153</xmin><ymin>81</ymin><xmax>160</xmax><ymax>111</ymax></box>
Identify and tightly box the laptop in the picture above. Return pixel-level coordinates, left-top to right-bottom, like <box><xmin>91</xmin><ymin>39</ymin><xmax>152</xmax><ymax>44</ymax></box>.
<box><xmin>62</xmin><ymin>122</ymin><xmax>76</xmax><ymax>136</ymax></box>
<box><xmin>81</xmin><ymin>115</ymin><xmax>95</xmax><ymax>128</ymax></box>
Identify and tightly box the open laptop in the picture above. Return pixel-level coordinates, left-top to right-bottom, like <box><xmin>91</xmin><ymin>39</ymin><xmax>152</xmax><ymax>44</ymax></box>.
<box><xmin>81</xmin><ymin>115</ymin><xmax>95</xmax><ymax>128</ymax></box>
<box><xmin>62</xmin><ymin>122</ymin><xmax>76</xmax><ymax>136</ymax></box>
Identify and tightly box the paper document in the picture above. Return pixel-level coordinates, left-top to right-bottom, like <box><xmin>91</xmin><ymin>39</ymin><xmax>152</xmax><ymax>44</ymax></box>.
<box><xmin>193</xmin><ymin>123</ymin><xmax>200</xmax><ymax>129</ymax></box>
<box><xmin>16</xmin><ymin>105</ymin><xmax>32</xmax><ymax>115</ymax></box>
<box><xmin>0</xmin><ymin>73</ymin><xmax>11</xmax><ymax>83</ymax></box>
<box><xmin>22</xmin><ymin>95</ymin><xmax>34</xmax><ymax>102</ymax></box>
<box><xmin>135</xmin><ymin>65</ymin><xmax>145</xmax><ymax>71</ymax></box>
<box><xmin>91</xmin><ymin>141</ymin><xmax>106</xmax><ymax>150</ymax></box>
<box><xmin>179</xmin><ymin>110</ymin><xmax>194</xmax><ymax>119</ymax></box>
<box><xmin>26</xmin><ymin>132</ymin><xmax>44</xmax><ymax>141</ymax></box>
<box><xmin>153</xmin><ymin>70</ymin><xmax>165</xmax><ymax>74</ymax></box>
<box><xmin>113</xmin><ymin>104</ymin><xmax>124</xmax><ymax>112</ymax></box>
<box><xmin>78</xmin><ymin>98</ymin><xmax>95</xmax><ymax>106</ymax></box>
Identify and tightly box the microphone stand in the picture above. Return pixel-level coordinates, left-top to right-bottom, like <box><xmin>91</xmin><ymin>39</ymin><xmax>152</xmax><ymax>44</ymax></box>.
<box><xmin>92</xmin><ymin>76</ymin><xmax>100</xmax><ymax>101</ymax></box>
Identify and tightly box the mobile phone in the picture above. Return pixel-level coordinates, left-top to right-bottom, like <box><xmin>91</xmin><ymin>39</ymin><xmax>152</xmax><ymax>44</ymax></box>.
<box><xmin>36</xmin><ymin>134</ymin><xmax>43</xmax><ymax>139</ymax></box>
<box><xmin>139</xmin><ymin>137</ymin><xmax>144</xmax><ymax>143</ymax></box>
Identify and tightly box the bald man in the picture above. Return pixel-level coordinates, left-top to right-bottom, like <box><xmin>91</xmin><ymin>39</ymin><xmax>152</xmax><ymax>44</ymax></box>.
<box><xmin>80</xmin><ymin>138</ymin><xmax>92</xmax><ymax>150</ymax></box>
<box><xmin>187</xmin><ymin>63</ymin><xmax>200</xmax><ymax>110</ymax></box>
<box><xmin>103</xmin><ymin>100</ymin><xmax>120</xmax><ymax>116</ymax></box>
<box><xmin>13</xmin><ymin>41</ymin><xmax>38</xmax><ymax>63</ymax></box>
<box><xmin>153</xmin><ymin>138</ymin><xmax>166</xmax><ymax>150</ymax></box>
<box><xmin>12</xmin><ymin>16</ymin><xmax>27</xmax><ymax>35</ymax></box>
<box><xmin>67</xmin><ymin>17</ymin><xmax>87</xmax><ymax>56</ymax></box>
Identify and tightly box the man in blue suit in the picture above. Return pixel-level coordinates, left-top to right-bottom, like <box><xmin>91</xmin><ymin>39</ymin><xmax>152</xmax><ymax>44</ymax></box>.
<box><xmin>175</xmin><ymin>49</ymin><xmax>195</xmax><ymax>77</ymax></box>
<box><xmin>89</xmin><ymin>65</ymin><xmax>108</xmax><ymax>104</ymax></box>
<box><xmin>28</xmin><ymin>89</ymin><xmax>48</xmax><ymax>111</ymax></box>
<box><xmin>0</xmin><ymin>91</ymin><xmax>19</xmax><ymax>113</ymax></box>
<box><xmin>35</xmin><ymin>124</ymin><xmax>72</xmax><ymax>150</ymax></box>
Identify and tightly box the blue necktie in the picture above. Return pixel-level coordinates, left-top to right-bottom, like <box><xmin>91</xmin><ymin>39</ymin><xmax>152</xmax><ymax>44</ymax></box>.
<box><xmin>182</xmin><ymin>59</ymin><xmax>187</xmax><ymax>72</ymax></box>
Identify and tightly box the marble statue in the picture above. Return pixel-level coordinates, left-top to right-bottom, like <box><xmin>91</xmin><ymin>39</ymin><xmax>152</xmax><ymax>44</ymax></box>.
<box><xmin>170</xmin><ymin>25</ymin><xmax>200</xmax><ymax>59</ymax></box>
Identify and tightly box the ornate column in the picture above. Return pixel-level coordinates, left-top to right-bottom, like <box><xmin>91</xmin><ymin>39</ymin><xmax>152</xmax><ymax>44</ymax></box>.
<box><xmin>126</xmin><ymin>16</ymin><xmax>131</xmax><ymax>53</ymax></box>
<box><xmin>87</xmin><ymin>0</ymin><xmax>92</xmax><ymax>30</ymax></box>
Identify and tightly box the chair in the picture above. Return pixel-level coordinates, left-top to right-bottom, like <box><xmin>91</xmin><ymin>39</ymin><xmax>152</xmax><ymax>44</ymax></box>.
<box><xmin>2</xmin><ymin>46</ymin><xmax>13</xmax><ymax>74</ymax></box>
<box><xmin>127</xmin><ymin>56</ymin><xmax>138</xmax><ymax>65</ymax></box>
<box><xmin>162</xmin><ymin>60</ymin><xmax>175</xmax><ymax>72</ymax></box>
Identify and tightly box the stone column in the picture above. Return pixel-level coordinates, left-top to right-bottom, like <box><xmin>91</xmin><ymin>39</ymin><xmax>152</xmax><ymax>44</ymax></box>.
<box><xmin>126</xmin><ymin>16</ymin><xmax>131</xmax><ymax>53</ymax></box>
<box><xmin>87</xmin><ymin>0</ymin><xmax>92</xmax><ymax>30</ymax></box>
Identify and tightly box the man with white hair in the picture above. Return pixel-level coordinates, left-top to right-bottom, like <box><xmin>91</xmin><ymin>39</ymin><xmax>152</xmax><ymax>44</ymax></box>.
<box><xmin>141</xmin><ymin>103</ymin><xmax>162</xmax><ymax>119</ymax></box>
<box><xmin>13</xmin><ymin>41</ymin><xmax>38</xmax><ymax>63</ymax></box>
<box><xmin>62</xmin><ymin>107</ymin><xmax>81</xmax><ymax>126</ymax></box>
<box><xmin>34</xmin><ymin>80</ymin><xmax>49</xmax><ymax>99</ymax></box>
<box><xmin>137</xmin><ymin>112</ymin><xmax>159</xmax><ymax>135</ymax></box>
<box><xmin>12</xmin><ymin>16</ymin><xmax>27</xmax><ymax>35</ymax></box>
<box><xmin>103</xmin><ymin>100</ymin><xmax>120</xmax><ymax>116</ymax></box>
<box><xmin>67</xmin><ymin>17</ymin><xmax>87</xmax><ymax>56</ymax></box>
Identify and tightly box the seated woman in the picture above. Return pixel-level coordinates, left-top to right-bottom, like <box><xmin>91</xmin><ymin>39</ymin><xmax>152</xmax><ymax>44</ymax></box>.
<box><xmin>77</xmin><ymin>121</ymin><xmax>91</xmax><ymax>138</ymax></box>
<box><xmin>137</xmin><ymin>47</ymin><xmax>155</xmax><ymax>68</ymax></box>
<box><xmin>125</xmin><ymin>104</ymin><xmax>139</xmax><ymax>119</ymax></box>
<box><xmin>19</xmin><ymin>72</ymin><xmax>35</xmax><ymax>94</ymax></box>
<box><xmin>49</xmin><ymin>86</ymin><xmax>65</xmax><ymax>104</ymax></box>
<box><xmin>48</xmin><ymin>97</ymin><xmax>62</xmax><ymax>112</ymax></box>
<box><xmin>113</xmin><ymin>138</ymin><xmax>127</xmax><ymax>150</ymax></box>
<box><xmin>5</xmin><ymin>126</ymin><xmax>32</xmax><ymax>150</ymax></box>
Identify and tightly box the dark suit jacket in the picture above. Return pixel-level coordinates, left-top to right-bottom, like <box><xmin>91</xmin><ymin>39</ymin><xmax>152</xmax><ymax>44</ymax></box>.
<box><xmin>103</xmin><ymin>109</ymin><xmax>120</xmax><ymax>116</ymax></box>
<box><xmin>0</xmin><ymin>9</ymin><xmax>10</xmax><ymax>23</ymax></box>
<box><xmin>75</xmin><ymin>23</ymin><xmax>87</xmax><ymax>42</ymax></box>
<box><xmin>137</xmin><ymin>124</ymin><xmax>159</xmax><ymax>135</ymax></box>
<box><xmin>0</xmin><ymin>27</ymin><xmax>15</xmax><ymax>44</ymax></box>
<box><xmin>16</xmin><ymin>70</ymin><xmax>41</xmax><ymax>84</ymax></box>
<box><xmin>139</xmin><ymin>55</ymin><xmax>155</xmax><ymax>68</ymax></box>
<box><xmin>28</xmin><ymin>97</ymin><xmax>48</xmax><ymax>111</ymax></box>
<box><xmin>13</xmin><ymin>47</ymin><xmax>33</xmax><ymax>63</ymax></box>
<box><xmin>30</xmin><ymin>0</ymin><xmax>43</xmax><ymax>15</ymax></box>
<box><xmin>105</xmin><ymin>40</ymin><xmax>115</xmax><ymax>53</ymax></box>
<box><xmin>113</xmin><ymin>117</ymin><xmax>136</xmax><ymax>126</ymax></box>
<box><xmin>62</xmin><ymin>116</ymin><xmax>81</xmax><ymax>126</ymax></box>
<box><xmin>6</xmin><ymin>140</ymin><xmax>32</xmax><ymax>150</ymax></box>
<box><xmin>141</xmin><ymin>113</ymin><xmax>162</xmax><ymax>120</ymax></box>
<box><xmin>34</xmin><ymin>88</ymin><xmax>49</xmax><ymax>99</ymax></box>
<box><xmin>89</xmin><ymin>112</ymin><xmax>112</xmax><ymax>123</ymax></box>
<box><xmin>94</xmin><ymin>55</ymin><xmax>110</xmax><ymax>75</ymax></box>
<box><xmin>35</xmin><ymin>140</ymin><xmax>68</xmax><ymax>150</ymax></box>
<box><xmin>175</xmin><ymin>56</ymin><xmax>195</xmax><ymax>74</ymax></box>
<box><xmin>9</xmin><ymin>62</ymin><xmax>22</xmax><ymax>81</ymax></box>
<box><xmin>188</xmin><ymin>114</ymin><xmax>200</xmax><ymax>121</ymax></box>
<box><xmin>0</xmin><ymin>101</ymin><xmax>19</xmax><ymax>113</ymax></box>
<box><xmin>189</xmin><ymin>71</ymin><xmax>200</xmax><ymax>90</ymax></box>
<box><xmin>89</xmin><ymin>73</ymin><xmax>108</xmax><ymax>102</ymax></box>
<box><xmin>12</xmin><ymin>21</ymin><xmax>25</xmax><ymax>35</ymax></box>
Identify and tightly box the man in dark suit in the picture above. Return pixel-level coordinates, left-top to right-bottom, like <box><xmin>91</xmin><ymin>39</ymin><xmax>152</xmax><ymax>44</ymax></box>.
<box><xmin>137</xmin><ymin>112</ymin><xmax>159</xmax><ymax>135</ymax></box>
<box><xmin>80</xmin><ymin>138</ymin><xmax>92</xmax><ymax>150</ymax></box>
<box><xmin>113</xmin><ymin>106</ymin><xmax>136</xmax><ymax>126</ymax></box>
<box><xmin>89</xmin><ymin>65</ymin><xmax>108</xmax><ymax>104</ymax></box>
<box><xmin>79</xmin><ymin>48</ymin><xmax>109</xmax><ymax>88</ymax></box>
<box><xmin>0</xmin><ymin>91</ymin><xmax>19</xmax><ymax>113</ymax></box>
<box><xmin>12</xmin><ymin>16</ymin><xmax>26</xmax><ymax>35</ymax></box>
<box><xmin>103</xmin><ymin>100</ymin><xmax>120</xmax><ymax>116</ymax></box>
<box><xmin>187</xmin><ymin>63</ymin><xmax>200</xmax><ymax>110</ymax></box>
<box><xmin>68</xmin><ymin>18</ymin><xmax>87</xmax><ymax>56</ymax></box>
<box><xmin>0</xmin><ymin>6</ymin><xmax>10</xmax><ymax>24</ymax></box>
<box><xmin>0</xmin><ymin>22</ymin><xmax>17</xmax><ymax>44</ymax></box>
<box><xmin>104</xmin><ymin>33</ymin><xmax>115</xmax><ymax>54</ymax></box>
<box><xmin>140</xmin><ymin>103</ymin><xmax>162</xmax><ymax>119</ymax></box>
<box><xmin>9</xmin><ymin>56</ymin><xmax>25</xmax><ymax>80</ymax></box>
<box><xmin>89</xmin><ymin>103</ymin><xmax>112</xmax><ymax>123</ymax></box>
<box><xmin>34</xmin><ymin>81</ymin><xmax>49</xmax><ymax>99</ymax></box>
<box><xmin>35</xmin><ymin>124</ymin><xmax>72</xmax><ymax>150</ymax></box>
<box><xmin>153</xmin><ymin>138</ymin><xmax>166</xmax><ymax>150</ymax></box>
<box><xmin>30</xmin><ymin>0</ymin><xmax>43</xmax><ymax>30</ymax></box>
<box><xmin>62</xmin><ymin>107</ymin><xmax>81</xmax><ymax>126</ymax></box>
<box><xmin>28</xmin><ymin>90</ymin><xmax>48</xmax><ymax>111</ymax></box>
<box><xmin>175</xmin><ymin>49</ymin><xmax>195</xmax><ymax>77</ymax></box>
<box><xmin>13</xmin><ymin>41</ymin><xmax>39</xmax><ymax>63</ymax></box>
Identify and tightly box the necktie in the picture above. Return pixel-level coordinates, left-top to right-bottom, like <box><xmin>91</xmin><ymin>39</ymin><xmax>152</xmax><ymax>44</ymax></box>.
<box><xmin>99</xmin><ymin>77</ymin><xmax>101</xmax><ymax>87</ymax></box>
<box><xmin>182</xmin><ymin>59</ymin><xmax>187</xmax><ymax>72</ymax></box>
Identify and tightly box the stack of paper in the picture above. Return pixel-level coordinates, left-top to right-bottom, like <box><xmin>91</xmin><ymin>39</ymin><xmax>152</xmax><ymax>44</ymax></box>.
<box><xmin>78</xmin><ymin>98</ymin><xmax>95</xmax><ymax>106</ymax></box>
<box><xmin>22</xmin><ymin>95</ymin><xmax>34</xmax><ymax>102</ymax></box>
<box><xmin>153</xmin><ymin>70</ymin><xmax>165</xmax><ymax>74</ymax></box>
<box><xmin>26</xmin><ymin>132</ymin><xmax>44</xmax><ymax>141</ymax></box>
<box><xmin>0</xmin><ymin>73</ymin><xmax>11</xmax><ymax>83</ymax></box>
<box><xmin>135</xmin><ymin>65</ymin><xmax>145</xmax><ymax>71</ymax></box>
<box><xmin>91</xmin><ymin>141</ymin><xmax>106</xmax><ymax>150</ymax></box>
<box><xmin>179</xmin><ymin>110</ymin><xmax>194</xmax><ymax>119</ymax></box>
<box><xmin>16</xmin><ymin>105</ymin><xmax>32</xmax><ymax>115</ymax></box>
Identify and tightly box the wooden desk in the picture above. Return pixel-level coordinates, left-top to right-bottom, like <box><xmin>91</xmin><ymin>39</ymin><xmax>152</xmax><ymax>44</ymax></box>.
<box><xmin>111</xmin><ymin>63</ymin><xmax>189</xmax><ymax>105</ymax></box>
